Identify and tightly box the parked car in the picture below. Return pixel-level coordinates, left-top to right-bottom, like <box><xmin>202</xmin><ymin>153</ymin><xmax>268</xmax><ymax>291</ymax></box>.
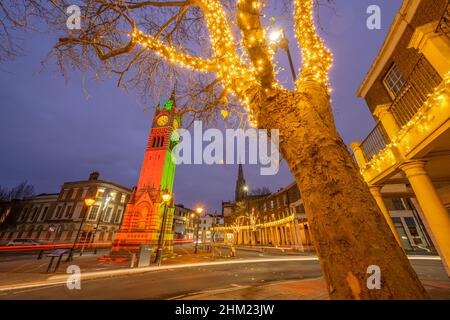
<box><xmin>6</xmin><ymin>239</ymin><xmax>43</xmax><ymax>246</ymax></box>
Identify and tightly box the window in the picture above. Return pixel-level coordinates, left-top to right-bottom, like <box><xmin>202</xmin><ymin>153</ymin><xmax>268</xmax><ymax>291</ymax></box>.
<box><xmin>114</xmin><ymin>209</ymin><xmax>123</xmax><ymax>223</ymax></box>
<box><xmin>64</xmin><ymin>205</ymin><xmax>73</xmax><ymax>218</ymax></box>
<box><xmin>386</xmin><ymin>198</ymin><xmax>410</xmax><ymax>211</ymax></box>
<box><xmin>61</xmin><ymin>189</ymin><xmax>69</xmax><ymax>200</ymax></box>
<box><xmin>88</xmin><ymin>205</ymin><xmax>100</xmax><ymax>220</ymax></box>
<box><xmin>384</xmin><ymin>65</ymin><xmax>406</xmax><ymax>97</ymax></box>
<box><xmin>270</xmin><ymin>200</ymin><xmax>274</xmax><ymax>209</ymax></box>
<box><xmin>120</xmin><ymin>194</ymin><xmax>126</xmax><ymax>203</ymax></box>
<box><xmin>55</xmin><ymin>206</ymin><xmax>63</xmax><ymax>218</ymax></box>
<box><xmin>109</xmin><ymin>192</ymin><xmax>117</xmax><ymax>202</ymax></box>
<box><xmin>39</xmin><ymin>207</ymin><xmax>48</xmax><ymax>221</ymax></box>
<box><xmin>29</xmin><ymin>207</ymin><xmax>39</xmax><ymax>221</ymax></box>
<box><xmin>20</xmin><ymin>208</ymin><xmax>29</xmax><ymax>221</ymax></box>
<box><xmin>96</xmin><ymin>188</ymin><xmax>105</xmax><ymax>198</ymax></box>
<box><xmin>404</xmin><ymin>217</ymin><xmax>423</xmax><ymax>245</ymax></box>
<box><xmin>81</xmin><ymin>188</ymin><xmax>88</xmax><ymax>198</ymax></box>
<box><xmin>103</xmin><ymin>207</ymin><xmax>113</xmax><ymax>222</ymax></box>
<box><xmin>392</xmin><ymin>217</ymin><xmax>413</xmax><ymax>250</ymax></box>
<box><xmin>71</xmin><ymin>189</ymin><xmax>78</xmax><ymax>200</ymax></box>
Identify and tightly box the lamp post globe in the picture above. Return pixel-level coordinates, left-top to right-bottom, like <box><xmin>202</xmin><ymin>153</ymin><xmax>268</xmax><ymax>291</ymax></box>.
<box><xmin>194</xmin><ymin>206</ymin><xmax>204</xmax><ymax>254</ymax></box>
<box><xmin>155</xmin><ymin>189</ymin><xmax>173</xmax><ymax>266</ymax></box>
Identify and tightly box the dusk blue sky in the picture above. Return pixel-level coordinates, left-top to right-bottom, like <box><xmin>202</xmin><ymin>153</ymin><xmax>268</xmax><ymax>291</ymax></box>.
<box><xmin>0</xmin><ymin>1</ymin><xmax>401</xmax><ymax>213</ymax></box>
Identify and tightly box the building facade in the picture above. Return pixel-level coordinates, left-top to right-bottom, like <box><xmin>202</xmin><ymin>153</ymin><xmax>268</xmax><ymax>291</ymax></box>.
<box><xmin>351</xmin><ymin>0</ymin><xmax>450</xmax><ymax>274</ymax></box>
<box><xmin>172</xmin><ymin>204</ymin><xmax>195</xmax><ymax>240</ymax></box>
<box><xmin>197</xmin><ymin>213</ymin><xmax>224</xmax><ymax>243</ymax></box>
<box><xmin>220</xmin><ymin>166</ymin><xmax>434</xmax><ymax>253</ymax></box>
<box><xmin>0</xmin><ymin>172</ymin><xmax>131</xmax><ymax>244</ymax></box>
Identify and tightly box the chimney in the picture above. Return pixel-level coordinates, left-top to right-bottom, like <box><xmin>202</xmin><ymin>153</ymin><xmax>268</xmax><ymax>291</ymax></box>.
<box><xmin>89</xmin><ymin>171</ymin><xmax>100</xmax><ymax>181</ymax></box>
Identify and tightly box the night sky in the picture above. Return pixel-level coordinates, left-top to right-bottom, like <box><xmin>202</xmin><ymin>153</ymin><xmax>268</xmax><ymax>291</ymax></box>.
<box><xmin>0</xmin><ymin>1</ymin><xmax>401</xmax><ymax>213</ymax></box>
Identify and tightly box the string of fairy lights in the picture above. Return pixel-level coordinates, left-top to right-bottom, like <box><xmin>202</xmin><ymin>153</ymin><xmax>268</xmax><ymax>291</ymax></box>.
<box><xmin>213</xmin><ymin>214</ymin><xmax>296</xmax><ymax>232</ymax></box>
<box><xmin>129</xmin><ymin>0</ymin><xmax>332</xmax><ymax>127</ymax></box>
<box><xmin>360</xmin><ymin>72</ymin><xmax>450</xmax><ymax>178</ymax></box>
<box><xmin>294</xmin><ymin>0</ymin><xmax>333</xmax><ymax>86</ymax></box>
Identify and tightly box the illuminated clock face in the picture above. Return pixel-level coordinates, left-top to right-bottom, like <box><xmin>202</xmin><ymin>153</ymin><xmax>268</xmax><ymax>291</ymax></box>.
<box><xmin>157</xmin><ymin>115</ymin><xmax>169</xmax><ymax>126</ymax></box>
<box><xmin>173</xmin><ymin>119</ymin><xmax>180</xmax><ymax>129</ymax></box>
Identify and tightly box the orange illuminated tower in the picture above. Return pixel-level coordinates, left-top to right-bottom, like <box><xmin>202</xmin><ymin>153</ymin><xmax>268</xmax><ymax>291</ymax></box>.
<box><xmin>112</xmin><ymin>92</ymin><xmax>181</xmax><ymax>254</ymax></box>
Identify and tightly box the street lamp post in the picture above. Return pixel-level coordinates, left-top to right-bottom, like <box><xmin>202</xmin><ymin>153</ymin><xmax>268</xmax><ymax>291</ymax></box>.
<box><xmin>269</xmin><ymin>28</ymin><xmax>297</xmax><ymax>82</ymax></box>
<box><xmin>67</xmin><ymin>197</ymin><xmax>95</xmax><ymax>262</ymax></box>
<box><xmin>194</xmin><ymin>206</ymin><xmax>204</xmax><ymax>254</ymax></box>
<box><xmin>92</xmin><ymin>194</ymin><xmax>112</xmax><ymax>255</ymax></box>
<box><xmin>155</xmin><ymin>189</ymin><xmax>172</xmax><ymax>266</ymax></box>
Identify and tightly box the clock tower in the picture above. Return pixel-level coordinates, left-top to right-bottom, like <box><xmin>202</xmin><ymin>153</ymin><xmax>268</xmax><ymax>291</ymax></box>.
<box><xmin>111</xmin><ymin>92</ymin><xmax>181</xmax><ymax>255</ymax></box>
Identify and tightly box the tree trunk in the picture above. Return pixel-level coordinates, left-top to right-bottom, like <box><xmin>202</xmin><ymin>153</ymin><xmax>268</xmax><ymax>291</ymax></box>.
<box><xmin>256</xmin><ymin>82</ymin><xmax>428</xmax><ymax>299</ymax></box>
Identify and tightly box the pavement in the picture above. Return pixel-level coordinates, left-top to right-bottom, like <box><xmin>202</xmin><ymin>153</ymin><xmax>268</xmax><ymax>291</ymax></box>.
<box><xmin>181</xmin><ymin>278</ymin><xmax>450</xmax><ymax>300</ymax></box>
<box><xmin>0</xmin><ymin>245</ymin><xmax>448</xmax><ymax>300</ymax></box>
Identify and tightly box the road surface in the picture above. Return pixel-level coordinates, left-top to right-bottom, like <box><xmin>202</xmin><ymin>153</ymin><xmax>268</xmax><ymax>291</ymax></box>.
<box><xmin>0</xmin><ymin>255</ymin><xmax>447</xmax><ymax>299</ymax></box>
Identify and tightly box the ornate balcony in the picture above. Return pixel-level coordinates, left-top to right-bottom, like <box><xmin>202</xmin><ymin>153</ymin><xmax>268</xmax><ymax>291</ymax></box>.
<box><xmin>359</xmin><ymin>55</ymin><xmax>442</xmax><ymax>162</ymax></box>
<box><xmin>390</xmin><ymin>55</ymin><xmax>442</xmax><ymax>128</ymax></box>
<box><xmin>360</xmin><ymin>122</ymin><xmax>391</xmax><ymax>162</ymax></box>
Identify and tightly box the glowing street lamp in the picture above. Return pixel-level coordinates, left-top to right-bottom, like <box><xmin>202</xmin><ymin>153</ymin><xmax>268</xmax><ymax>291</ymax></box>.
<box><xmin>84</xmin><ymin>198</ymin><xmax>95</xmax><ymax>206</ymax></box>
<box><xmin>67</xmin><ymin>197</ymin><xmax>95</xmax><ymax>262</ymax></box>
<box><xmin>268</xmin><ymin>28</ymin><xmax>297</xmax><ymax>82</ymax></box>
<box><xmin>194</xmin><ymin>205</ymin><xmax>204</xmax><ymax>254</ymax></box>
<box><xmin>269</xmin><ymin>30</ymin><xmax>282</xmax><ymax>42</ymax></box>
<box><xmin>155</xmin><ymin>189</ymin><xmax>173</xmax><ymax>266</ymax></box>
<box><xmin>162</xmin><ymin>191</ymin><xmax>172</xmax><ymax>203</ymax></box>
<box><xmin>92</xmin><ymin>193</ymin><xmax>113</xmax><ymax>254</ymax></box>
<box><xmin>196</xmin><ymin>206</ymin><xmax>204</xmax><ymax>215</ymax></box>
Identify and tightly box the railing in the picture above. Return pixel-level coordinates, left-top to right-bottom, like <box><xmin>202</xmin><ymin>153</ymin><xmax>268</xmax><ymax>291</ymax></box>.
<box><xmin>360</xmin><ymin>122</ymin><xmax>390</xmax><ymax>162</ymax></box>
<box><xmin>436</xmin><ymin>1</ymin><xmax>450</xmax><ymax>40</ymax></box>
<box><xmin>390</xmin><ymin>55</ymin><xmax>442</xmax><ymax>127</ymax></box>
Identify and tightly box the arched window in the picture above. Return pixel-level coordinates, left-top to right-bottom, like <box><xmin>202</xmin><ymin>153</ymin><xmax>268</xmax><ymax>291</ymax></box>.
<box><xmin>160</xmin><ymin>136</ymin><xmax>165</xmax><ymax>147</ymax></box>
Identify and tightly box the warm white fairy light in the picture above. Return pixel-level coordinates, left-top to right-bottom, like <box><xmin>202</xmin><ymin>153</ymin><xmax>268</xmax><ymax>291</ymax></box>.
<box><xmin>294</xmin><ymin>0</ymin><xmax>333</xmax><ymax>86</ymax></box>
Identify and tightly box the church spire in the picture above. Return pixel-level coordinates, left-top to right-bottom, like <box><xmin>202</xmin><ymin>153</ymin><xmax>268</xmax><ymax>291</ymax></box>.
<box><xmin>235</xmin><ymin>164</ymin><xmax>248</xmax><ymax>202</ymax></box>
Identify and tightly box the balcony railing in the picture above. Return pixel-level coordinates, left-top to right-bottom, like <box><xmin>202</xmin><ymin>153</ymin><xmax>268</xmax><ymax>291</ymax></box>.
<box><xmin>360</xmin><ymin>122</ymin><xmax>390</xmax><ymax>162</ymax></box>
<box><xmin>390</xmin><ymin>55</ymin><xmax>442</xmax><ymax>127</ymax></box>
<box><xmin>436</xmin><ymin>2</ymin><xmax>450</xmax><ymax>40</ymax></box>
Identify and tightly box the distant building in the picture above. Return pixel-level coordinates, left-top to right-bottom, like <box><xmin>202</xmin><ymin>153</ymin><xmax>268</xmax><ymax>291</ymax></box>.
<box><xmin>197</xmin><ymin>213</ymin><xmax>223</xmax><ymax>243</ymax></box>
<box><xmin>172</xmin><ymin>204</ymin><xmax>195</xmax><ymax>240</ymax></box>
<box><xmin>0</xmin><ymin>172</ymin><xmax>131</xmax><ymax>244</ymax></box>
<box><xmin>220</xmin><ymin>166</ymin><xmax>434</xmax><ymax>253</ymax></box>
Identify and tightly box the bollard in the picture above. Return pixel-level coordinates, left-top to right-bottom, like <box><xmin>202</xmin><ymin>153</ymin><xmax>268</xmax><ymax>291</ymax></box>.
<box><xmin>37</xmin><ymin>250</ymin><xmax>44</xmax><ymax>260</ymax></box>
<box><xmin>130</xmin><ymin>253</ymin><xmax>136</xmax><ymax>268</ymax></box>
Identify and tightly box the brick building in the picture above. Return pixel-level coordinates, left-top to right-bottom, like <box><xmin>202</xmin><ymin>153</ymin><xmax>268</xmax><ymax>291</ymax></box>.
<box><xmin>0</xmin><ymin>172</ymin><xmax>131</xmax><ymax>244</ymax></box>
<box><xmin>351</xmin><ymin>0</ymin><xmax>450</xmax><ymax>274</ymax></box>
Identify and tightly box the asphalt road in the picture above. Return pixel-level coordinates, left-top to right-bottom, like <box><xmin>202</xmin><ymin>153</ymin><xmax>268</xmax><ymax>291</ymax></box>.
<box><xmin>0</xmin><ymin>256</ymin><xmax>447</xmax><ymax>300</ymax></box>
